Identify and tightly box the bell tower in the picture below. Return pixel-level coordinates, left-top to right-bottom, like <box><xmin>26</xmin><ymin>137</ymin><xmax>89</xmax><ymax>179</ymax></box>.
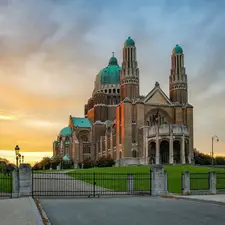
<box><xmin>120</xmin><ymin>37</ymin><xmax>140</xmax><ymax>101</ymax></box>
<box><xmin>169</xmin><ymin>44</ymin><xmax>188</xmax><ymax>104</ymax></box>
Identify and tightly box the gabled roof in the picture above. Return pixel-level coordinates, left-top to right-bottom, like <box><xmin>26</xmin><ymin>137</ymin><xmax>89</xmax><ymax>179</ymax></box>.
<box><xmin>71</xmin><ymin>117</ymin><xmax>92</xmax><ymax>128</ymax></box>
<box><xmin>144</xmin><ymin>81</ymin><xmax>172</xmax><ymax>105</ymax></box>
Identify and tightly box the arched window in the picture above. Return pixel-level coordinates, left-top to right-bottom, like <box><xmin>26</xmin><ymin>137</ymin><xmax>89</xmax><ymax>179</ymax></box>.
<box><xmin>132</xmin><ymin>150</ymin><xmax>137</xmax><ymax>158</ymax></box>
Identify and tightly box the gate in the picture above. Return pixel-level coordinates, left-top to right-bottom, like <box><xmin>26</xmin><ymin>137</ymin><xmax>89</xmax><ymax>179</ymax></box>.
<box><xmin>32</xmin><ymin>171</ymin><xmax>151</xmax><ymax>197</ymax></box>
<box><xmin>190</xmin><ymin>173</ymin><xmax>209</xmax><ymax>191</ymax></box>
<box><xmin>216</xmin><ymin>173</ymin><xmax>225</xmax><ymax>191</ymax></box>
<box><xmin>0</xmin><ymin>172</ymin><xmax>12</xmax><ymax>198</ymax></box>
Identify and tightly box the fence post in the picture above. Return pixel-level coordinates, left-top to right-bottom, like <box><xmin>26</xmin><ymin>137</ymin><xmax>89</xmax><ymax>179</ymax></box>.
<box><xmin>12</xmin><ymin>169</ymin><xmax>19</xmax><ymax>198</ymax></box>
<box><xmin>208</xmin><ymin>171</ymin><xmax>216</xmax><ymax>194</ymax></box>
<box><xmin>127</xmin><ymin>173</ymin><xmax>134</xmax><ymax>194</ymax></box>
<box><xmin>164</xmin><ymin>170</ymin><xmax>168</xmax><ymax>193</ymax></box>
<box><xmin>182</xmin><ymin>171</ymin><xmax>190</xmax><ymax>195</ymax></box>
<box><xmin>93</xmin><ymin>172</ymin><xmax>96</xmax><ymax>198</ymax></box>
<box><xmin>19</xmin><ymin>164</ymin><xmax>32</xmax><ymax>197</ymax></box>
<box><xmin>150</xmin><ymin>165</ymin><xmax>168</xmax><ymax>196</ymax></box>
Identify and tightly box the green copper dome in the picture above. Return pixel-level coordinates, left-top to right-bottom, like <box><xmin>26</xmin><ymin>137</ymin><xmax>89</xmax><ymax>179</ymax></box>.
<box><xmin>63</xmin><ymin>154</ymin><xmax>70</xmax><ymax>161</ymax></box>
<box><xmin>124</xmin><ymin>37</ymin><xmax>135</xmax><ymax>47</ymax></box>
<box><xmin>108</xmin><ymin>56</ymin><xmax>118</xmax><ymax>65</ymax></box>
<box><xmin>172</xmin><ymin>44</ymin><xmax>183</xmax><ymax>54</ymax></box>
<box><xmin>99</xmin><ymin>54</ymin><xmax>121</xmax><ymax>85</ymax></box>
<box><xmin>59</xmin><ymin>126</ymin><xmax>72</xmax><ymax>137</ymax></box>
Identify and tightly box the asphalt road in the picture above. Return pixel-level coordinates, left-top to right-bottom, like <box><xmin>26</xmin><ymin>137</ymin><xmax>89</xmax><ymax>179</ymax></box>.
<box><xmin>39</xmin><ymin>197</ymin><xmax>225</xmax><ymax>225</ymax></box>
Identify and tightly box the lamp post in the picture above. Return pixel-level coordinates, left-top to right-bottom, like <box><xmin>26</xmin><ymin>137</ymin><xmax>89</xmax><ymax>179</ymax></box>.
<box><xmin>18</xmin><ymin>154</ymin><xmax>22</xmax><ymax>165</ymax></box>
<box><xmin>212</xmin><ymin>135</ymin><xmax>219</xmax><ymax>167</ymax></box>
<box><xmin>15</xmin><ymin>145</ymin><xmax>20</xmax><ymax>167</ymax></box>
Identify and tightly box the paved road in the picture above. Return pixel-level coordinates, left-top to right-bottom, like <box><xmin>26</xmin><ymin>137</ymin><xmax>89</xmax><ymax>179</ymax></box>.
<box><xmin>39</xmin><ymin>197</ymin><xmax>225</xmax><ymax>225</ymax></box>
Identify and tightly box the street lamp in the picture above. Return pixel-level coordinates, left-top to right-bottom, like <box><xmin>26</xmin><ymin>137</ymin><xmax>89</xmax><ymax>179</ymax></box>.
<box><xmin>19</xmin><ymin>154</ymin><xmax>22</xmax><ymax>165</ymax></box>
<box><xmin>15</xmin><ymin>145</ymin><xmax>20</xmax><ymax>167</ymax></box>
<box><xmin>212</xmin><ymin>135</ymin><xmax>219</xmax><ymax>167</ymax></box>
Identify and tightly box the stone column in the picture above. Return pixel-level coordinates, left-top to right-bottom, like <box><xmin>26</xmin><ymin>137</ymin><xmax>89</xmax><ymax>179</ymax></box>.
<box><xmin>209</xmin><ymin>171</ymin><xmax>216</xmax><ymax>194</ymax></box>
<box><xmin>139</xmin><ymin>126</ymin><xmax>148</xmax><ymax>164</ymax></box>
<box><xmin>19</xmin><ymin>164</ymin><xmax>32</xmax><ymax>197</ymax></box>
<box><xmin>144</xmin><ymin>128</ymin><xmax>149</xmax><ymax>161</ymax></box>
<box><xmin>182</xmin><ymin>171</ymin><xmax>190</xmax><ymax>195</ymax></box>
<box><xmin>181</xmin><ymin>135</ymin><xmax>185</xmax><ymax>164</ymax></box>
<box><xmin>155</xmin><ymin>136</ymin><xmax>160</xmax><ymax>165</ymax></box>
<box><xmin>100</xmin><ymin>137</ymin><xmax>103</xmax><ymax>156</ymax></box>
<box><xmin>12</xmin><ymin>169</ymin><xmax>19</xmax><ymax>198</ymax></box>
<box><xmin>169</xmin><ymin>135</ymin><xmax>174</xmax><ymax>164</ymax></box>
<box><xmin>188</xmin><ymin>138</ymin><xmax>192</xmax><ymax>164</ymax></box>
<box><xmin>105</xmin><ymin>135</ymin><xmax>107</xmax><ymax>155</ymax></box>
<box><xmin>110</xmin><ymin>132</ymin><xmax>113</xmax><ymax>156</ymax></box>
<box><xmin>151</xmin><ymin>165</ymin><xmax>168</xmax><ymax>196</ymax></box>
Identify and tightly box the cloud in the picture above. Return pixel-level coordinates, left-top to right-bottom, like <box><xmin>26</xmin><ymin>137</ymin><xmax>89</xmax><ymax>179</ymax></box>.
<box><xmin>0</xmin><ymin>0</ymin><xmax>224</xmax><ymax>155</ymax></box>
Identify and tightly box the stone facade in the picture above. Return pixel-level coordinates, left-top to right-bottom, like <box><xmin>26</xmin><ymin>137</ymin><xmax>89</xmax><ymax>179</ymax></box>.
<box><xmin>53</xmin><ymin>37</ymin><xmax>194</xmax><ymax>166</ymax></box>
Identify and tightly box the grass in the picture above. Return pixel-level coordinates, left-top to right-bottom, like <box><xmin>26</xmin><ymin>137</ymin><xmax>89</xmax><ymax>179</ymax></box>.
<box><xmin>0</xmin><ymin>173</ymin><xmax>12</xmax><ymax>193</ymax></box>
<box><xmin>216</xmin><ymin>172</ymin><xmax>225</xmax><ymax>189</ymax></box>
<box><xmin>67</xmin><ymin>165</ymin><xmax>225</xmax><ymax>193</ymax></box>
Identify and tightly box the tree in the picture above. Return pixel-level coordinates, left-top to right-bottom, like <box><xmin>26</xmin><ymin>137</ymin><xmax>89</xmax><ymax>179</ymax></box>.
<box><xmin>193</xmin><ymin>148</ymin><xmax>225</xmax><ymax>165</ymax></box>
<box><xmin>0</xmin><ymin>158</ymin><xmax>10</xmax><ymax>172</ymax></box>
<box><xmin>96</xmin><ymin>155</ymin><xmax>115</xmax><ymax>167</ymax></box>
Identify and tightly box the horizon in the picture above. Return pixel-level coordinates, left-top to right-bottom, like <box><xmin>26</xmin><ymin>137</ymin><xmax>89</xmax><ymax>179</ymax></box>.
<box><xmin>1</xmin><ymin>0</ymin><xmax>225</xmax><ymax>162</ymax></box>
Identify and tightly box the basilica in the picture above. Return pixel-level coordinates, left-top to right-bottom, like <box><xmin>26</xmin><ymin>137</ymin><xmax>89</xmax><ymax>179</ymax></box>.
<box><xmin>53</xmin><ymin>37</ymin><xmax>194</xmax><ymax>166</ymax></box>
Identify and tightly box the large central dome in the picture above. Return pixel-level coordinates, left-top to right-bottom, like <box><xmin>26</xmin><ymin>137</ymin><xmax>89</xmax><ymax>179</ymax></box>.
<box><xmin>98</xmin><ymin>54</ymin><xmax>121</xmax><ymax>85</ymax></box>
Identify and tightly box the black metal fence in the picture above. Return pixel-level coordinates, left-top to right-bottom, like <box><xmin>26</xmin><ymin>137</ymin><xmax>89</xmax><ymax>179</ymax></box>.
<box><xmin>216</xmin><ymin>173</ymin><xmax>225</xmax><ymax>190</ymax></box>
<box><xmin>32</xmin><ymin>171</ymin><xmax>151</xmax><ymax>197</ymax></box>
<box><xmin>190</xmin><ymin>173</ymin><xmax>209</xmax><ymax>190</ymax></box>
<box><xmin>0</xmin><ymin>172</ymin><xmax>12</xmax><ymax>198</ymax></box>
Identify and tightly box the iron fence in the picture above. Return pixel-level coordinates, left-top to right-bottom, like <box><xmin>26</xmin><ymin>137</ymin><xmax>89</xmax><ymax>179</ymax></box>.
<box><xmin>216</xmin><ymin>173</ymin><xmax>225</xmax><ymax>190</ymax></box>
<box><xmin>0</xmin><ymin>172</ymin><xmax>12</xmax><ymax>198</ymax></box>
<box><xmin>190</xmin><ymin>173</ymin><xmax>209</xmax><ymax>190</ymax></box>
<box><xmin>32</xmin><ymin>171</ymin><xmax>151</xmax><ymax>197</ymax></box>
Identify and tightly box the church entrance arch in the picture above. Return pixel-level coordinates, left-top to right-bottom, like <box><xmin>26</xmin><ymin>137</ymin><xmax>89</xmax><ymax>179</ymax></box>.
<box><xmin>173</xmin><ymin>140</ymin><xmax>181</xmax><ymax>163</ymax></box>
<box><xmin>160</xmin><ymin>140</ymin><xmax>169</xmax><ymax>164</ymax></box>
<box><xmin>148</xmin><ymin>141</ymin><xmax>156</xmax><ymax>164</ymax></box>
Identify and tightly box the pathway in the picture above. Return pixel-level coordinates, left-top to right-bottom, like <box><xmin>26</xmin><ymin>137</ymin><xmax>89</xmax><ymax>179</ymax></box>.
<box><xmin>0</xmin><ymin>197</ymin><xmax>43</xmax><ymax>225</ymax></box>
<box><xmin>32</xmin><ymin>172</ymin><xmax>112</xmax><ymax>196</ymax></box>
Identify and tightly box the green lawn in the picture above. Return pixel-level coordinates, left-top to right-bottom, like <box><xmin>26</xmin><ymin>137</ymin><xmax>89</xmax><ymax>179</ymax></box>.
<box><xmin>67</xmin><ymin>165</ymin><xmax>225</xmax><ymax>193</ymax></box>
<box><xmin>0</xmin><ymin>173</ymin><xmax>12</xmax><ymax>193</ymax></box>
<box><xmin>216</xmin><ymin>172</ymin><xmax>225</xmax><ymax>189</ymax></box>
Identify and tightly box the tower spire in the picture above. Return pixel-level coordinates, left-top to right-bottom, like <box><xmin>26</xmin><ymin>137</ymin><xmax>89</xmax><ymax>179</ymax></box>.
<box><xmin>120</xmin><ymin>37</ymin><xmax>139</xmax><ymax>101</ymax></box>
<box><xmin>112</xmin><ymin>52</ymin><xmax>114</xmax><ymax>57</ymax></box>
<box><xmin>169</xmin><ymin>44</ymin><xmax>188</xmax><ymax>104</ymax></box>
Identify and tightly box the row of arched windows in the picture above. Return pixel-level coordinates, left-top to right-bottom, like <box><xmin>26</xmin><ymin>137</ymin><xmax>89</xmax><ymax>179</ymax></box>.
<box><xmin>146</xmin><ymin>114</ymin><xmax>167</xmax><ymax>127</ymax></box>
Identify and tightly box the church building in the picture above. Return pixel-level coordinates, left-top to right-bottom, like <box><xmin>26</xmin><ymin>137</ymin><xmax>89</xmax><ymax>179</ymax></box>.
<box><xmin>53</xmin><ymin>37</ymin><xmax>194</xmax><ymax>166</ymax></box>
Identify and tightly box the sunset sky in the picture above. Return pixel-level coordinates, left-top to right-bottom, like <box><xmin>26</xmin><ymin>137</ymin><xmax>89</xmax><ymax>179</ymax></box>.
<box><xmin>0</xmin><ymin>0</ymin><xmax>225</xmax><ymax>164</ymax></box>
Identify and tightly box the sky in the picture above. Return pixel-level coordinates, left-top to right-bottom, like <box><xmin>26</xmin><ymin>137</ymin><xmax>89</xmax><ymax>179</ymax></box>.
<box><xmin>0</xmin><ymin>0</ymin><xmax>225</xmax><ymax>164</ymax></box>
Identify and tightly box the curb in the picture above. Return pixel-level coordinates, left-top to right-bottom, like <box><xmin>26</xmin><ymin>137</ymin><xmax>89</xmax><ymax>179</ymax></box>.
<box><xmin>164</xmin><ymin>195</ymin><xmax>225</xmax><ymax>206</ymax></box>
<box><xmin>177</xmin><ymin>196</ymin><xmax>225</xmax><ymax>206</ymax></box>
<box><xmin>29</xmin><ymin>197</ymin><xmax>45</xmax><ymax>225</ymax></box>
<box><xmin>29</xmin><ymin>197</ymin><xmax>52</xmax><ymax>225</ymax></box>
